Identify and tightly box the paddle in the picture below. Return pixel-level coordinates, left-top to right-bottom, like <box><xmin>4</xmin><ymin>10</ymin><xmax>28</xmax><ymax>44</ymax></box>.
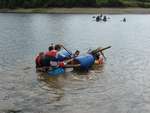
<box><xmin>61</xmin><ymin>45</ymin><xmax>72</xmax><ymax>56</ymax></box>
<box><xmin>61</xmin><ymin>44</ymin><xmax>81</xmax><ymax>60</ymax></box>
<box><xmin>100</xmin><ymin>51</ymin><xmax>106</xmax><ymax>60</ymax></box>
<box><xmin>100</xmin><ymin>46</ymin><xmax>111</xmax><ymax>60</ymax></box>
<box><xmin>64</xmin><ymin>64</ymin><xmax>80</xmax><ymax>68</ymax></box>
<box><xmin>91</xmin><ymin>46</ymin><xmax>111</xmax><ymax>60</ymax></box>
<box><xmin>92</xmin><ymin>46</ymin><xmax>111</xmax><ymax>54</ymax></box>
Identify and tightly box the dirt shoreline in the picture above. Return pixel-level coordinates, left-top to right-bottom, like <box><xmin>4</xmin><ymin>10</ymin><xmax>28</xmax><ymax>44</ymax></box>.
<box><xmin>0</xmin><ymin>8</ymin><xmax>150</xmax><ymax>14</ymax></box>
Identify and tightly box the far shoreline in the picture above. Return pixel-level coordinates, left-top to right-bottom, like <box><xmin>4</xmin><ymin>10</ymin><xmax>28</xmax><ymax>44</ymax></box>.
<box><xmin>0</xmin><ymin>8</ymin><xmax>150</xmax><ymax>14</ymax></box>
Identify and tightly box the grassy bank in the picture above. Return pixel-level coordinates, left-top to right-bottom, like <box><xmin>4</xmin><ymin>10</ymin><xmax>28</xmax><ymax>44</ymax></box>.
<box><xmin>0</xmin><ymin>8</ymin><xmax>150</xmax><ymax>14</ymax></box>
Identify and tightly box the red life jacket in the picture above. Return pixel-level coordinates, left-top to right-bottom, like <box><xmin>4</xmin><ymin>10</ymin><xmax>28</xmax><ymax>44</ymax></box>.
<box><xmin>45</xmin><ymin>50</ymin><xmax>57</xmax><ymax>57</ymax></box>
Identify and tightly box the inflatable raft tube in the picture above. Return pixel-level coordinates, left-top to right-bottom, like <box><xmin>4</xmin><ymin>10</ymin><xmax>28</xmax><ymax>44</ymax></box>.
<box><xmin>48</xmin><ymin>68</ymin><xmax>65</xmax><ymax>76</ymax></box>
<box><xmin>74</xmin><ymin>54</ymin><xmax>95</xmax><ymax>70</ymax></box>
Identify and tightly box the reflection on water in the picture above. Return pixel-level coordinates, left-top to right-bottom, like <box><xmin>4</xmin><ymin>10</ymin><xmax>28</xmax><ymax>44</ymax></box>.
<box><xmin>0</xmin><ymin>13</ymin><xmax>150</xmax><ymax>113</ymax></box>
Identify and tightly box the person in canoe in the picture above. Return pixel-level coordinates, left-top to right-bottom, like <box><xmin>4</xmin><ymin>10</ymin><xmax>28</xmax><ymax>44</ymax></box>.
<box><xmin>96</xmin><ymin>16</ymin><xmax>100</xmax><ymax>22</ymax></box>
<box><xmin>103</xmin><ymin>16</ymin><xmax>107</xmax><ymax>22</ymax></box>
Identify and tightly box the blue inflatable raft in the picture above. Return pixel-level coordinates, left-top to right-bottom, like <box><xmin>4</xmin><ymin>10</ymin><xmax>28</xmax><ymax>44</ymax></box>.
<box><xmin>48</xmin><ymin>68</ymin><xmax>65</xmax><ymax>76</ymax></box>
<box><xmin>74</xmin><ymin>54</ymin><xmax>95</xmax><ymax>70</ymax></box>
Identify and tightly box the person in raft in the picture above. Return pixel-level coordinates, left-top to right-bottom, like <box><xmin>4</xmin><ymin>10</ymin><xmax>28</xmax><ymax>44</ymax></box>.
<box><xmin>35</xmin><ymin>52</ymin><xmax>45</xmax><ymax>68</ymax></box>
<box><xmin>35</xmin><ymin>44</ymin><xmax>64</xmax><ymax>71</ymax></box>
<box><xmin>94</xmin><ymin>52</ymin><xmax>104</xmax><ymax>65</ymax></box>
<box><xmin>72</xmin><ymin>50</ymin><xmax>80</xmax><ymax>58</ymax></box>
<box><xmin>35</xmin><ymin>44</ymin><xmax>78</xmax><ymax>71</ymax></box>
<box><xmin>48</xmin><ymin>43</ymin><xmax>54</xmax><ymax>51</ymax></box>
<box><xmin>87</xmin><ymin>48</ymin><xmax>104</xmax><ymax>65</ymax></box>
<box><xmin>44</xmin><ymin>44</ymin><xmax>64</xmax><ymax>68</ymax></box>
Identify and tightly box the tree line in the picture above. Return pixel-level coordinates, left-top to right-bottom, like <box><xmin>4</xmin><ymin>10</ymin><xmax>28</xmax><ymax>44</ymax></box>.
<box><xmin>0</xmin><ymin>0</ymin><xmax>150</xmax><ymax>8</ymax></box>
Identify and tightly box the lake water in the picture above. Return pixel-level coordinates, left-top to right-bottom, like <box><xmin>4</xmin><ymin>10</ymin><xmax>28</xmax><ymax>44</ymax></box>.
<box><xmin>0</xmin><ymin>13</ymin><xmax>150</xmax><ymax>113</ymax></box>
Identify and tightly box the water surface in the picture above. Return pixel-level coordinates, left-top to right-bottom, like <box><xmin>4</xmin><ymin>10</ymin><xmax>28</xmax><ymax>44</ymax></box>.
<box><xmin>0</xmin><ymin>13</ymin><xmax>150</xmax><ymax>113</ymax></box>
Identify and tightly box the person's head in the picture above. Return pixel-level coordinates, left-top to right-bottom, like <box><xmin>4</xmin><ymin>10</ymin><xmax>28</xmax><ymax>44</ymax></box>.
<box><xmin>54</xmin><ymin>44</ymin><xmax>61</xmax><ymax>51</ymax></box>
<box><xmin>74</xmin><ymin>50</ymin><xmax>80</xmax><ymax>56</ymax></box>
<box><xmin>95</xmin><ymin>52</ymin><xmax>100</xmax><ymax>60</ymax></box>
<box><xmin>48</xmin><ymin>45</ymin><xmax>54</xmax><ymax>51</ymax></box>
